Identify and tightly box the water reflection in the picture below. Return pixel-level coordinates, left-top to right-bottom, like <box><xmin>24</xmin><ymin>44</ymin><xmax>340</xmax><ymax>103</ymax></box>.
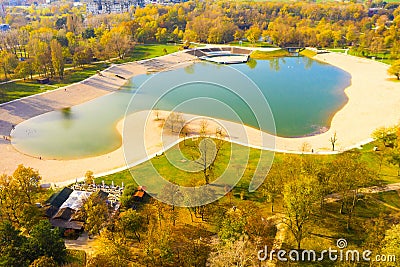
<box><xmin>246</xmin><ymin>58</ymin><xmax>257</xmax><ymax>69</ymax></box>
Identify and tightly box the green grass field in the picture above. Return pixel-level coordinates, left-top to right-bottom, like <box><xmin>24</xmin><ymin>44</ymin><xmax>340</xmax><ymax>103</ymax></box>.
<box><xmin>299</xmin><ymin>49</ymin><xmax>317</xmax><ymax>57</ymax></box>
<box><xmin>114</xmin><ymin>44</ymin><xmax>180</xmax><ymax>64</ymax></box>
<box><xmin>250</xmin><ymin>49</ymin><xmax>289</xmax><ymax>59</ymax></box>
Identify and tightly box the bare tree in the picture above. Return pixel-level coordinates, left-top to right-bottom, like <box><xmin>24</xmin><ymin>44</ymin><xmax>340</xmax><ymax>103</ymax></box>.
<box><xmin>165</xmin><ymin>112</ymin><xmax>185</xmax><ymax>133</ymax></box>
<box><xmin>189</xmin><ymin>122</ymin><xmax>226</xmax><ymax>185</ymax></box>
<box><xmin>330</xmin><ymin>132</ymin><xmax>337</xmax><ymax>151</ymax></box>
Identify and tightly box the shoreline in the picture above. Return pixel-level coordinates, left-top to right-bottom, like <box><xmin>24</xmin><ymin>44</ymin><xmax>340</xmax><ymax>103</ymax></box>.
<box><xmin>1</xmin><ymin>50</ymin><xmax>399</xmax><ymax>184</ymax></box>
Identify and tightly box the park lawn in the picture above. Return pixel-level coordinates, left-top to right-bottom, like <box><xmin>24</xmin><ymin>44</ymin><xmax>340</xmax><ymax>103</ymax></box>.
<box><xmin>0</xmin><ymin>81</ymin><xmax>47</xmax><ymax>103</ymax></box>
<box><xmin>250</xmin><ymin>49</ymin><xmax>289</xmax><ymax>59</ymax></box>
<box><xmin>299</xmin><ymin>49</ymin><xmax>317</xmax><ymax>57</ymax></box>
<box><xmin>348</xmin><ymin>49</ymin><xmax>396</xmax><ymax>65</ymax></box>
<box><xmin>119</xmin><ymin>43</ymin><xmax>181</xmax><ymax>63</ymax></box>
<box><xmin>358</xmin><ymin>141</ymin><xmax>400</xmax><ymax>184</ymax></box>
<box><xmin>0</xmin><ymin>63</ymin><xmax>110</xmax><ymax>104</ymax></box>
<box><xmin>54</xmin><ymin>63</ymin><xmax>111</xmax><ymax>87</ymax></box>
<box><xmin>375</xmin><ymin>190</ymin><xmax>400</xmax><ymax>209</ymax></box>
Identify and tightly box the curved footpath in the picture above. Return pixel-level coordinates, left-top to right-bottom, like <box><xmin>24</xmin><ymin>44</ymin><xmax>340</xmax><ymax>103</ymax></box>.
<box><xmin>0</xmin><ymin>51</ymin><xmax>399</xmax><ymax>184</ymax></box>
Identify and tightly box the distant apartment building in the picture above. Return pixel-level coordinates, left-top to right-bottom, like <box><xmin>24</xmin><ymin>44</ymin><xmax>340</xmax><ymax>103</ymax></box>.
<box><xmin>86</xmin><ymin>0</ymin><xmax>144</xmax><ymax>15</ymax></box>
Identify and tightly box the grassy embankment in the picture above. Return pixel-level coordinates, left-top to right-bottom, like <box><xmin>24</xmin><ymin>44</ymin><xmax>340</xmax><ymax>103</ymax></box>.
<box><xmin>249</xmin><ymin>49</ymin><xmax>289</xmax><ymax>59</ymax></box>
<box><xmin>0</xmin><ymin>44</ymin><xmax>180</xmax><ymax>104</ymax></box>
<box><xmin>299</xmin><ymin>48</ymin><xmax>317</xmax><ymax>57</ymax></box>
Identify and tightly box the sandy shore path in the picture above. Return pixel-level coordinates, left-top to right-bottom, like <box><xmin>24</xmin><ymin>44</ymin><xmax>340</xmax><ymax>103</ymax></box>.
<box><xmin>0</xmin><ymin>51</ymin><xmax>399</xmax><ymax>184</ymax></box>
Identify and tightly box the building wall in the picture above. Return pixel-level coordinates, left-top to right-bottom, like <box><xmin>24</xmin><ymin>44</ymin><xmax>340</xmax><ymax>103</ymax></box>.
<box><xmin>86</xmin><ymin>0</ymin><xmax>144</xmax><ymax>15</ymax></box>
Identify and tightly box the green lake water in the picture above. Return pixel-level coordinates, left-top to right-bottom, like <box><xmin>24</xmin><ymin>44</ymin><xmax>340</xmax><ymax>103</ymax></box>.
<box><xmin>11</xmin><ymin>57</ymin><xmax>350</xmax><ymax>159</ymax></box>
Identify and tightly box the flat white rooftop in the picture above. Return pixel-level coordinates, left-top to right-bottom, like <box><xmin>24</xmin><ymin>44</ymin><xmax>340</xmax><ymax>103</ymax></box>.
<box><xmin>199</xmin><ymin>54</ymin><xmax>249</xmax><ymax>64</ymax></box>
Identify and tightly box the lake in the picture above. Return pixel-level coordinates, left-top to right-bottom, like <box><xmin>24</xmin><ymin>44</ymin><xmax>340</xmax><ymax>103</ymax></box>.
<box><xmin>11</xmin><ymin>57</ymin><xmax>350</xmax><ymax>159</ymax></box>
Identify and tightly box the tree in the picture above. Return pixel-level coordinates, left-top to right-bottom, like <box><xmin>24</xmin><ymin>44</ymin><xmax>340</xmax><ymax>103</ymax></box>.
<box><xmin>0</xmin><ymin>50</ymin><xmax>18</xmax><ymax>80</ymax></box>
<box><xmin>0</xmin><ymin>165</ymin><xmax>42</xmax><ymax>228</ymax></box>
<box><xmin>80</xmin><ymin>192</ymin><xmax>110</xmax><ymax>236</ymax></box>
<box><xmin>28</xmin><ymin>220</ymin><xmax>66</xmax><ymax>265</ymax></box>
<box><xmin>192</xmin><ymin>137</ymin><xmax>217</xmax><ymax>185</ymax></box>
<box><xmin>165</xmin><ymin>112</ymin><xmax>185</xmax><ymax>133</ymax></box>
<box><xmin>388</xmin><ymin>60</ymin><xmax>400</xmax><ymax>80</ymax></box>
<box><xmin>66</xmin><ymin>14</ymin><xmax>81</xmax><ymax>35</ymax></box>
<box><xmin>82</xmin><ymin>28</ymin><xmax>96</xmax><ymax>39</ymax></box>
<box><xmin>15</xmin><ymin>59</ymin><xmax>34</xmax><ymax>80</ymax></box>
<box><xmin>388</xmin><ymin>148</ymin><xmax>400</xmax><ymax>176</ymax></box>
<box><xmin>261</xmin><ymin>162</ymin><xmax>284</xmax><ymax>212</ymax></box>
<box><xmin>283</xmin><ymin>175</ymin><xmax>318</xmax><ymax>250</ymax></box>
<box><xmin>372</xmin><ymin>126</ymin><xmax>399</xmax><ymax>175</ymax></box>
<box><xmin>372</xmin><ymin>126</ymin><xmax>398</xmax><ymax>148</ymax></box>
<box><xmin>12</xmin><ymin>164</ymin><xmax>41</xmax><ymax>205</ymax></box>
<box><xmin>218</xmin><ymin>208</ymin><xmax>246</xmax><ymax>242</ymax></box>
<box><xmin>155</xmin><ymin>27</ymin><xmax>169</xmax><ymax>43</ymax></box>
<box><xmin>245</xmin><ymin>25</ymin><xmax>262</xmax><ymax>44</ymax></box>
<box><xmin>328</xmin><ymin>152</ymin><xmax>375</xmax><ymax>230</ymax></box>
<box><xmin>29</xmin><ymin>256</ymin><xmax>57</xmax><ymax>267</ymax></box>
<box><xmin>27</xmin><ymin>38</ymin><xmax>51</xmax><ymax>77</ymax></box>
<box><xmin>84</xmin><ymin>170</ymin><xmax>94</xmax><ymax>185</ymax></box>
<box><xmin>118</xmin><ymin>209</ymin><xmax>145</xmax><ymax>242</ymax></box>
<box><xmin>330</xmin><ymin>131</ymin><xmax>338</xmax><ymax>151</ymax></box>
<box><xmin>0</xmin><ymin>221</ymin><xmax>29</xmax><ymax>267</ymax></box>
<box><xmin>381</xmin><ymin>224</ymin><xmax>400</xmax><ymax>260</ymax></box>
<box><xmin>87</xmin><ymin>229</ymin><xmax>134</xmax><ymax>267</ymax></box>
<box><xmin>50</xmin><ymin>39</ymin><xmax>64</xmax><ymax>79</ymax></box>
<box><xmin>208</xmin><ymin>236</ymin><xmax>259</xmax><ymax>267</ymax></box>
<box><xmin>72</xmin><ymin>45</ymin><xmax>93</xmax><ymax>67</ymax></box>
<box><xmin>101</xmin><ymin>27</ymin><xmax>132</xmax><ymax>59</ymax></box>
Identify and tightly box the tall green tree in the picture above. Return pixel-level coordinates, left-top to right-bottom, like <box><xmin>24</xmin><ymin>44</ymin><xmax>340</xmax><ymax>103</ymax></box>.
<box><xmin>283</xmin><ymin>175</ymin><xmax>318</xmax><ymax>250</ymax></box>
<box><xmin>328</xmin><ymin>152</ymin><xmax>375</xmax><ymax>230</ymax></box>
<box><xmin>381</xmin><ymin>224</ymin><xmax>400</xmax><ymax>261</ymax></box>
<box><xmin>80</xmin><ymin>192</ymin><xmax>110</xmax><ymax>236</ymax></box>
<box><xmin>0</xmin><ymin>50</ymin><xmax>18</xmax><ymax>80</ymax></box>
<box><xmin>0</xmin><ymin>165</ymin><xmax>42</xmax><ymax>229</ymax></box>
<box><xmin>28</xmin><ymin>220</ymin><xmax>66</xmax><ymax>265</ymax></box>
<box><xmin>0</xmin><ymin>221</ymin><xmax>29</xmax><ymax>267</ymax></box>
<box><xmin>261</xmin><ymin>162</ymin><xmax>284</xmax><ymax>212</ymax></box>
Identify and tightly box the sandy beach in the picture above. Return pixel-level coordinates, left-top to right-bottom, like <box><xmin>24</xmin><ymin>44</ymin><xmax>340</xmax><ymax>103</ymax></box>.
<box><xmin>1</xmin><ymin>51</ymin><xmax>399</xmax><ymax>184</ymax></box>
